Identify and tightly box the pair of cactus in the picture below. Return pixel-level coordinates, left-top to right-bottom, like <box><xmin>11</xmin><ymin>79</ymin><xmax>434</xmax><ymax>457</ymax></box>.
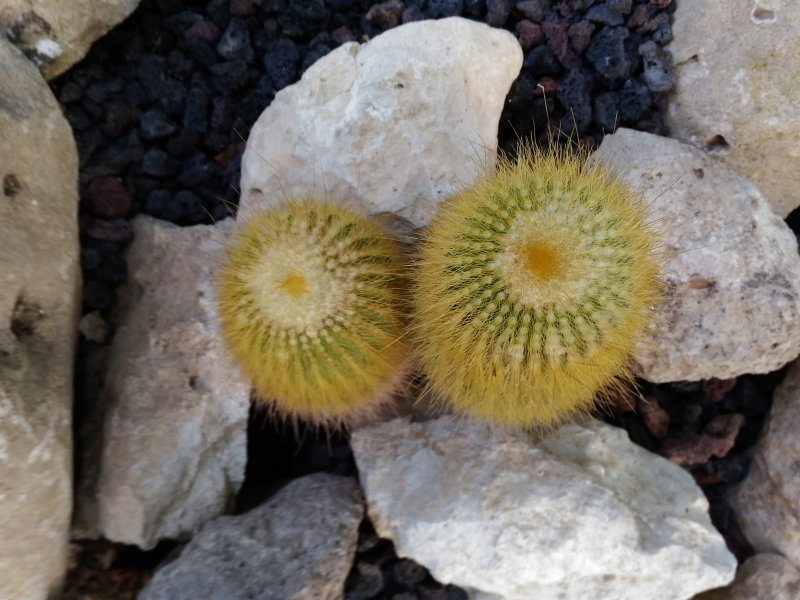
<box><xmin>218</xmin><ymin>146</ymin><xmax>661</xmax><ymax>429</ymax></box>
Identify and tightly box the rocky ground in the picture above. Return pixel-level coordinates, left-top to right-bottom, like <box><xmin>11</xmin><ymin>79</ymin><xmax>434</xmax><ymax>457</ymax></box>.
<box><xmin>2</xmin><ymin>0</ymin><xmax>799</xmax><ymax>598</ymax></box>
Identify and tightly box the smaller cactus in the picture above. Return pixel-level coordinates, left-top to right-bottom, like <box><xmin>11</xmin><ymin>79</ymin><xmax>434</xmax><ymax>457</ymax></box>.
<box><xmin>413</xmin><ymin>144</ymin><xmax>662</xmax><ymax>428</ymax></box>
<box><xmin>218</xmin><ymin>200</ymin><xmax>409</xmax><ymax>427</ymax></box>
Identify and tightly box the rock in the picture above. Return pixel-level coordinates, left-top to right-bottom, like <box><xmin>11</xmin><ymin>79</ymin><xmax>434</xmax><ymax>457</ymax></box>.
<box><xmin>694</xmin><ymin>553</ymin><xmax>800</xmax><ymax>600</ymax></box>
<box><xmin>0</xmin><ymin>0</ymin><xmax>140</xmax><ymax>79</ymax></box>
<box><xmin>728</xmin><ymin>359</ymin><xmax>800</xmax><ymax>567</ymax></box>
<box><xmin>139</xmin><ymin>473</ymin><xmax>363</xmax><ymax>600</ymax></box>
<box><xmin>0</xmin><ymin>38</ymin><xmax>80</xmax><ymax>600</ymax></box>
<box><xmin>351</xmin><ymin>417</ymin><xmax>736</xmax><ymax>600</ymax></box>
<box><xmin>592</xmin><ymin>128</ymin><xmax>800</xmax><ymax>382</ymax></box>
<box><xmin>73</xmin><ymin>216</ymin><xmax>251</xmax><ymax>549</ymax></box>
<box><xmin>239</xmin><ymin>17</ymin><xmax>522</xmax><ymax>227</ymax></box>
<box><xmin>666</xmin><ymin>0</ymin><xmax>800</xmax><ymax>217</ymax></box>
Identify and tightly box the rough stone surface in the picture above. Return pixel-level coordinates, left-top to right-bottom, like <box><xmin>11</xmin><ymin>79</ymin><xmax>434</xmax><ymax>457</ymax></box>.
<box><xmin>0</xmin><ymin>37</ymin><xmax>80</xmax><ymax>600</ymax></box>
<box><xmin>0</xmin><ymin>0</ymin><xmax>140</xmax><ymax>79</ymax></box>
<box><xmin>666</xmin><ymin>0</ymin><xmax>800</xmax><ymax>217</ymax></box>
<box><xmin>694</xmin><ymin>553</ymin><xmax>800</xmax><ymax>600</ymax></box>
<box><xmin>729</xmin><ymin>359</ymin><xmax>800</xmax><ymax>567</ymax></box>
<box><xmin>139</xmin><ymin>473</ymin><xmax>364</xmax><ymax>600</ymax></box>
<box><xmin>239</xmin><ymin>17</ymin><xmax>522</xmax><ymax>227</ymax></box>
<box><xmin>351</xmin><ymin>417</ymin><xmax>736</xmax><ymax>600</ymax></box>
<box><xmin>73</xmin><ymin>216</ymin><xmax>251</xmax><ymax>550</ymax></box>
<box><xmin>593</xmin><ymin>128</ymin><xmax>800</xmax><ymax>383</ymax></box>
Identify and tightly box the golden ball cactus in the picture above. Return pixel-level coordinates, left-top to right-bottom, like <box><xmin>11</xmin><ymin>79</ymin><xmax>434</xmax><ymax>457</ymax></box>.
<box><xmin>413</xmin><ymin>145</ymin><xmax>662</xmax><ymax>428</ymax></box>
<box><xmin>218</xmin><ymin>200</ymin><xmax>409</xmax><ymax>427</ymax></box>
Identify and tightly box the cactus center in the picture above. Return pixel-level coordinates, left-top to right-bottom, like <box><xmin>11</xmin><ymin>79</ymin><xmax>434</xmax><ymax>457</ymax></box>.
<box><xmin>280</xmin><ymin>271</ymin><xmax>309</xmax><ymax>298</ymax></box>
<box><xmin>523</xmin><ymin>241</ymin><xmax>561</xmax><ymax>281</ymax></box>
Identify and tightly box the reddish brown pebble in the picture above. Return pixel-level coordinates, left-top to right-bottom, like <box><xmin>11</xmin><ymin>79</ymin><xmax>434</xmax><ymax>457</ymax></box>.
<box><xmin>703</xmin><ymin>378</ymin><xmax>737</xmax><ymax>402</ymax></box>
<box><xmin>184</xmin><ymin>20</ymin><xmax>222</xmax><ymax>43</ymax></box>
<box><xmin>638</xmin><ymin>395</ymin><xmax>670</xmax><ymax>439</ymax></box>
<box><xmin>626</xmin><ymin>5</ymin><xmax>650</xmax><ymax>28</ymax></box>
<box><xmin>533</xmin><ymin>76</ymin><xmax>558</xmax><ymax>95</ymax></box>
<box><xmin>331</xmin><ymin>26</ymin><xmax>355</xmax><ymax>45</ymax></box>
<box><xmin>567</xmin><ymin>20</ymin><xmax>595</xmax><ymax>55</ymax></box>
<box><xmin>608</xmin><ymin>387</ymin><xmax>637</xmax><ymax>412</ymax></box>
<box><xmin>650</xmin><ymin>0</ymin><xmax>672</xmax><ymax>7</ymax></box>
<box><xmin>688</xmin><ymin>274</ymin><xmax>715</xmax><ymax>290</ymax></box>
<box><xmin>402</xmin><ymin>6</ymin><xmax>423</xmax><ymax>23</ymax></box>
<box><xmin>366</xmin><ymin>0</ymin><xmax>404</xmax><ymax>30</ymax></box>
<box><xmin>542</xmin><ymin>21</ymin><xmax>580</xmax><ymax>68</ymax></box>
<box><xmin>639</xmin><ymin>12</ymin><xmax>670</xmax><ymax>33</ymax></box>
<box><xmin>229</xmin><ymin>0</ymin><xmax>256</xmax><ymax>17</ymax></box>
<box><xmin>86</xmin><ymin>178</ymin><xmax>133</xmax><ymax>218</ymax></box>
<box><xmin>662</xmin><ymin>413</ymin><xmax>745</xmax><ymax>466</ymax></box>
<box><xmin>515</xmin><ymin>20</ymin><xmax>544</xmax><ymax>51</ymax></box>
<box><xmin>85</xmin><ymin>218</ymin><xmax>133</xmax><ymax>243</ymax></box>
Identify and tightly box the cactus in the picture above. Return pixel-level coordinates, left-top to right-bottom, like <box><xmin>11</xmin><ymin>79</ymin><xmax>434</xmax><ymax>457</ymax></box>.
<box><xmin>413</xmin><ymin>145</ymin><xmax>661</xmax><ymax>428</ymax></box>
<box><xmin>218</xmin><ymin>200</ymin><xmax>409</xmax><ymax>427</ymax></box>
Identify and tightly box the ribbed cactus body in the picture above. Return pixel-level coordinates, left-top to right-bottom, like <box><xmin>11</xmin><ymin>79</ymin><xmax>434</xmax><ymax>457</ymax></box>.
<box><xmin>218</xmin><ymin>200</ymin><xmax>409</xmax><ymax>427</ymax></box>
<box><xmin>413</xmin><ymin>147</ymin><xmax>661</xmax><ymax>427</ymax></box>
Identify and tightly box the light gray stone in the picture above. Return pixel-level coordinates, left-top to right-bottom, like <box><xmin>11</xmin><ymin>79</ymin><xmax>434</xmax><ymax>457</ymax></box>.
<box><xmin>0</xmin><ymin>37</ymin><xmax>80</xmax><ymax>600</ymax></box>
<box><xmin>593</xmin><ymin>128</ymin><xmax>800</xmax><ymax>383</ymax></box>
<box><xmin>0</xmin><ymin>0</ymin><xmax>141</xmax><ymax>79</ymax></box>
<box><xmin>351</xmin><ymin>417</ymin><xmax>736</xmax><ymax>600</ymax></box>
<box><xmin>693</xmin><ymin>553</ymin><xmax>800</xmax><ymax>600</ymax></box>
<box><xmin>139</xmin><ymin>473</ymin><xmax>364</xmax><ymax>600</ymax></box>
<box><xmin>729</xmin><ymin>359</ymin><xmax>800</xmax><ymax>568</ymax></box>
<box><xmin>239</xmin><ymin>17</ymin><xmax>522</xmax><ymax>227</ymax></box>
<box><xmin>73</xmin><ymin>216</ymin><xmax>251</xmax><ymax>549</ymax></box>
<box><xmin>666</xmin><ymin>0</ymin><xmax>800</xmax><ymax>217</ymax></box>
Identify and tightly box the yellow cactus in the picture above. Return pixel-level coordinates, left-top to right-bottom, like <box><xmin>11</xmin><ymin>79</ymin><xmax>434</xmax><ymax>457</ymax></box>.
<box><xmin>413</xmin><ymin>145</ymin><xmax>662</xmax><ymax>428</ymax></box>
<box><xmin>218</xmin><ymin>200</ymin><xmax>409</xmax><ymax>427</ymax></box>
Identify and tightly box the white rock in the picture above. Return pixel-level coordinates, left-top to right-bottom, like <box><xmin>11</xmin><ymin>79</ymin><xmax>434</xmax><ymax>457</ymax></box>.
<box><xmin>666</xmin><ymin>0</ymin><xmax>800</xmax><ymax>217</ymax></box>
<box><xmin>728</xmin><ymin>359</ymin><xmax>800</xmax><ymax>567</ymax></box>
<box><xmin>73</xmin><ymin>216</ymin><xmax>251</xmax><ymax>550</ymax></box>
<box><xmin>351</xmin><ymin>417</ymin><xmax>736</xmax><ymax>600</ymax></box>
<box><xmin>693</xmin><ymin>553</ymin><xmax>800</xmax><ymax>600</ymax></box>
<box><xmin>592</xmin><ymin>128</ymin><xmax>800</xmax><ymax>383</ymax></box>
<box><xmin>0</xmin><ymin>0</ymin><xmax>141</xmax><ymax>79</ymax></box>
<box><xmin>139</xmin><ymin>473</ymin><xmax>363</xmax><ymax>600</ymax></box>
<box><xmin>239</xmin><ymin>17</ymin><xmax>522</xmax><ymax>227</ymax></box>
<box><xmin>0</xmin><ymin>37</ymin><xmax>80</xmax><ymax>600</ymax></box>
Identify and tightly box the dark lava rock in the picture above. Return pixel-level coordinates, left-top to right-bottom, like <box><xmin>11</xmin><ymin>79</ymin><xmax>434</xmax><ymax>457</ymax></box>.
<box><xmin>606</xmin><ymin>0</ymin><xmax>632</xmax><ymax>16</ymax></box>
<box><xmin>345</xmin><ymin>562</ymin><xmax>385</xmax><ymax>600</ymax></box>
<box><xmin>485</xmin><ymin>0</ymin><xmax>510</xmax><ymax>27</ymax></box>
<box><xmin>586</xmin><ymin>26</ymin><xmax>640</xmax><ymax>84</ymax></box>
<box><xmin>586</xmin><ymin>4</ymin><xmax>624</xmax><ymax>26</ymax></box>
<box><xmin>557</xmin><ymin>68</ymin><xmax>594</xmax><ymax>133</ymax></box>
<box><xmin>142</xmin><ymin>147</ymin><xmax>180</xmax><ymax>177</ymax></box>
<box><xmin>593</xmin><ymin>91</ymin><xmax>619</xmax><ymax>131</ymax></box>
<box><xmin>568</xmin><ymin>20</ymin><xmax>595</xmax><ymax>55</ymax></box>
<box><xmin>217</xmin><ymin>17</ymin><xmax>254</xmax><ymax>62</ymax></box>
<box><xmin>543</xmin><ymin>21</ymin><xmax>580</xmax><ymax>69</ymax></box>
<box><xmin>366</xmin><ymin>1</ymin><xmax>405</xmax><ymax>30</ymax></box>
<box><xmin>427</xmin><ymin>0</ymin><xmax>465</xmax><ymax>18</ymax></box>
<box><xmin>516</xmin><ymin>20</ymin><xmax>544</xmax><ymax>51</ymax></box>
<box><xmin>84</xmin><ymin>218</ymin><xmax>133</xmax><ymax>243</ymax></box>
<box><xmin>639</xmin><ymin>40</ymin><xmax>676</xmax><ymax>92</ymax></box>
<box><xmin>516</xmin><ymin>0</ymin><xmax>548</xmax><ymax>22</ymax></box>
<box><xmin>524</xmin><ymin>45</ymin><xmax>561</xmax><ymax>76</ymax></box>
<box><xmin>183</xmin><ymin>85</ymin><xmax>209</xmax><ymax>134</ymax></box>
<box><xmin>83</xmin><ymin>280</ymin><xmax>115</xmax><ymax>311</ymax></box>
<box><xmin>139</xmin><ymin>109</ymin><xmax>177</xmax><ymax>140</ymax></box>
<box><xmin>617</xmin><ymin>78</ymin><xmax>651</xmax><ymax>121</ymax></box>
<box><xmin>263</xmin><ymin>38</ymin><xmax>300</xmax><ymax>91</ymax></box>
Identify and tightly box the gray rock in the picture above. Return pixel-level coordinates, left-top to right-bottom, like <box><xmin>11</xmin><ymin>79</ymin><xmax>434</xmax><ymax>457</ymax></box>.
<box><xmin>139</xmin><ymin>473</ymin><xmax>364</xmax><ymax>600</ymax></box>
<box><xmin>729</xmin><ymin>359</ymin><xmax>800</xmax><ymax>568</ymax></box>
<box><xmin>0</xmin><ymin>0</ymin><xmax>140</xmax><ymax>79</ymax></box>
<box><xmin>592</xmin><ymin>128</ymin><xmax>800</xmax><ymax>382</ymax></box>
<box><xmin>0</xmin><ymin>38</ymin><xmax>80</xmax><ymax>600</ymax></box>
<box><xmin>73</xmin><ymin>216</ymin><xmax>251</xmax><ymax>549</ymax></box>
<box><xmin>693</xmin><ymin>553</ymin><xmax>800</xmax><ymax>600</ymax></box>
<box><xmin>666</xmin><ymin>0</ymin><xmax>800</xmax><ymax>217</ymax></box>
<box><xmin>239</xmin><ymin>17</ymin><xmax>522</xmax><ymax>228</ymax></box>
<box><xmin>351</xmin><ymin>417</ymin><xmax>736</xmax><ymax>600</ymax></box>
